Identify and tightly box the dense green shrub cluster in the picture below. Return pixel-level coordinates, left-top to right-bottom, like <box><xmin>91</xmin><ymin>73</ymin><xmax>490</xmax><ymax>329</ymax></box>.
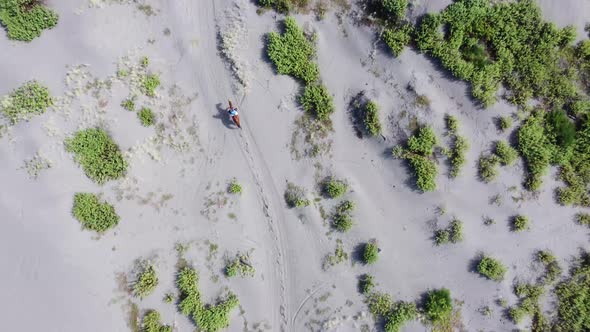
<box><xmin>133</xmin><ymin>264</ymin><xmax>159</xmax><ymax>298</ymax></box>
<box><xmin>323</xmin><ymin>177</ymin><xmax>348</xmax><ymax>198</ymax></box>
<box><xmin>576</xmin><ymin>213</ymin><xmax>590</xmax><ymax>227</ymax></box>
<box><xmin>385</xmin><ymin>301</ymin><xmax>417</xmax><ymax>332</ymax></box>
<box><xmin>331</xmin><ymin>200</ymin><xmax>354</xmax><ymax>232</ymax></box>
<box><xmin>362</xmin><ymin>241</ymin><xmax>379</xmax><ymax>264</ymax></box>
<box><xmin>393</xmin><ymin>126</ymin><xmax>438</xmax><ymax>191</ymax></box>
<box><xmin>1</xmin><ymin>81</ymin><xmax>52</xmax><ymax>124</ymax></box>
<box><xmin>509</xmin><ymin>283</ymin><xmax>546</xmax><ymax>326</ymax></box>
<box><xmin>435</xmin><ymin>219</ymin><xmax>463</xmax><ymax>245</ymax></box>
<box><xmin>225</xmin><ymin>254</ymin><xmax>255</xmax><ymax>278</ymax></box>
<box><xmin>415</xmin><ymin>0</ymin><xmax>579</xmax><ymax>107</ymax></box>
<box><xmin>284</xmin><ymin>182</ymin><xmax>310</xmax><ymax>208</ymax></box>
<box><xmin>0</xmin><ymin>0</ymin><xmax>58</xmax><ymax>41</ymax></box>
<box><xmin>177</xmin><ymin>267</ymin><xmax>239</xmax><ymax>332</ymax></box>
<box><xmin>363</xmin><ymin>101</ymin><xmax>382</xmax><ymax>136</ymax></box>
<box><xmin>72</xmin><ymin>193</ymin><xmax>119</xmax><ymax>233</ymax></box>
<box><xmin>359</xmin><ymin>274</ymin><xmax>375</xmax><ymax>295</ymax></box>
<box><xmin>495</xmin><ymin>141</ymin><xmax>518</xmax><ymax>166</ymax></box>
<box><xmin>512</xmin><ymin>215</ymin><xmax>530</xmax><ymax>232</ymax></box>
<box><xmin>537</xmin><ymin>250</ymin><xmax>562</xmax><ymax>284</ymax></box>
<box><xmin>256</xmin><ymin>0</ymin><xmax>309</xmax><ymax>14</ymax></box>
<box><xmin>65</xmin><ymin>128</ymin><xmax>127</xmax><ymax>184</ymax></box>
<box><xmin>424</xmin><ymin>288</ymin><xmax>453</xmax><ymax>324</ymax></box>
<box><xmin>477</xmin><ymin>255</ymin><xmax>507</xmax><ymax>281</ymax></box>
<box><xmin>553</xmin><ymin>252</ymin><xmax>590</xmax><ymax>331</ymax></box>
<box><xmin>141</xmin><ymin>310</ymin><xmax>172</xmax><ymax>332</ymax></box>
<box><xmin>141</xmin><ymin>74</ymin><xmax>160</xmax><ymax>97</ymax></box>
<box><xmin>138</xmin><ymin>107</ymin><xmax>155</xmax><ymax>127</ymax></box>
<box><xmin>383</xmin><ymin>24</ymin><xmax>413</xmax><ymax>57</ymax></box>
<box><xmin>300</xmin><ymin>83</ymin><xmax>334</xmax><ymax>120</ymax></box>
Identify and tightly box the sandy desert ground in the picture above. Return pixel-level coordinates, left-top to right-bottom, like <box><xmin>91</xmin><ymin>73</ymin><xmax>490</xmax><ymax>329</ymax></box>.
<box><xmin>1</xmin><ymin>0</ymin><xmax>589</xmax><ymax>331</ymax></box>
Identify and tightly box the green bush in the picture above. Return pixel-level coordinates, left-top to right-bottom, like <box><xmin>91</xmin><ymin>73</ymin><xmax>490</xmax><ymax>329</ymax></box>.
<box><xmin>138</xmin><ymin>107</ymin><xmax>155</xmax><ymax>127</ymax></box>
<box><xmin>546</xmin><ymin>110</ymin><xmax>576</xmax><ymax>149</ymax></box>
<box><xmin>435</xmin><ymin>219</ymin><xmax>463</xmax><ymax>245</ymax></box>
<box><xmin>477</xmin><ymin>255</ymin><xmax>507</xmax><ymax>281</ymax></box>
<box><xmin>383</xmin><ymin>24</ymin><xmax>413</xmax><ymax>57</ymax></box>
<box><xmin>141</xmin><ymin>310</ymin><xmax>172</xmax><ymax>332</ymax></box>
<box><xmin>382</xmin><ymin>0</ymin><xmax>408</xmax><ymax>20</ymax></box>
<box><xmin>384</xmin><ymin>301</ymin><xmax>417</xmax><ymax>332</ymax></box>
<box><xmin>300</xmin><ymin>83</ymin><xmax>334</xmax><ymax>120</ymax></box>
<box><xmin>512</xmin><ymin>215</ymin><xmax>529</xmax><ymax>232</ymax></box>
<box><xmin>537</xmin><ymin>250</ymin><xmax>562</xmax><ymax>284</ymax></box>
<box><xmin>256</xmin><ymin>0</ymin><xmax>309</xmax><ymax>14</ymax></box>
<box><xmin>576</xmin><ymin>213</ymin><xmax>590</xmax><ymax>227</ymax></box>
<box><xmin>335</xmin><ymin>200</ymin><xmax>355</xmax><ymax>214</ymax></box>
<box><xmin>133</xmin><ymin>264</ymin><xmax>159</xmax><ymax>298</ymax></box>
<box><xmin>363</xmin><ymin>101</ymin><xmax>382</xmax><ymax>136</ymax></box>
<box><xmin>323</xmin><ymin>241</ymin><xmax>349</xmax><ymax>269</ymax></box>
<box><xmin>227</xmin><ymin>180</ymin><xmax>242</xmax><ymax>194</ymax></box>
<box><xmin>0</xmin><ymin>0</ymin><xmax>58</xmax><ymax>41</ymax></box>
<box><xmin>478</xmin><ymin>154</ymin><xmax>500</xmax><ymax>183</ymax></box>
<box><xmin>393</xmin><ymin>126</ymin><xmax>438</xmax><ymax>192</ymax></box>
<box><xmin>434</xmin><ymin>229</ymin><xmax>450</xmax><ymax>245</ymax></box>
<box><xmin>553</xmin><ymin>252</ymin><xmax>590</xmax><ymax>331</ymax></box>
<box><xmin>121</xmin><ymin>98</ymin><xmax>135</xmax><ymax>111</ymax></box>
<box><xmin>323</xmin><ymin>177</ymin><xmax>348</xmax><ymax>198</ymax></box>
<box><xmin>332</xmin><ymin>212</ymin><xmax>353</xmax><ymax>232</ymax></box>
<box><xmin>495</xmin><ymin>141</ymin><xmax>518</xmax><ymax>166</ymax></box>
<box><xmin>449</xmin><ymin>135</ymin><xmax>469</xmax><ymax>178</ymax></box>
<box><xmin>284</xmin><ymin>182</ymin><xmax>309</xmax><ymax>208</ymax></box>
<box><xmin>177</xmin><ymin>267</ymin><xmax>239</xmax><ymax>332</ymax></box>
<box><xmin>362</xmin><ymin>242</ymin><xmax>379</xmax><ymax>265</ymax></box>
<box><xmin>72</xmin><ymin>193</ymin><xmax>119</xmax><ymax>232</ymax></box>
<box><xmin>499</xmin><ymin>116</ymin><xmax>513</xmax><ymax>131</ymax></box>
<box><xmin>1</xmin><ymin>81</ymin><xmax>52</xmax><ymax>123</ymax></box>
<box><xmin>367</xmin><ymin>292</ymin><xmax>393</xmax><ymax>317</ymax></box>
<box><xmin>140</xmin><ymin>56</ymin><xmax>150</xmax><ymax>68</ymax></box>
<box><xmin>445</xmin><ymin>114</ymin><xmax>459</xmax><ymax>134</ymax></box>
<box><xmin>141</xmin><ymin>74</ymin><xmax>160</xmax><ymax>97</ymax></box>
<box><xmin>359</xmin><ymin>274</ymin><xmax>375</xmax><ymax>295</ymax></box>
<box><xmin>65</xmin><ymin>128</ymin><xmax>127</xmax><ymax>184</ymax></box>
<box><xmin>424</xmin><ymin>288</ymin><xmax>453</xmax><ymax>323</ymax></box>
<box><xmin>266</xmin><ymin>17</ymin><xmax>319</xmax><ymax>84</ymax></box>
<box><xmin>225</xmin><ymin>254</ymin><xmax>255</xmax><ymax>278</ymax></box>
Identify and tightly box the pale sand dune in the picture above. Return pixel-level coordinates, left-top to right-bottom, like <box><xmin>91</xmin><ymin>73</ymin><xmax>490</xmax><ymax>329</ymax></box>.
<box><xmin>0</xmin><ymin>1</ymin><xmax>589</xmax><ymax>332</ymax></box>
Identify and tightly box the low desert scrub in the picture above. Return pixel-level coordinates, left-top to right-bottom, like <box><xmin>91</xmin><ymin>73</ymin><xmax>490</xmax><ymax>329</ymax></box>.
<box><xmin>177</xmin><ymin>266</ymin><xmax>239</xmax><ymax>332</ymax></box>
<box><xmin>537</xmin><ymin>250</ymin><xmax>562</xmax><ymax>284</ymax></box>
<box><xmin>495</xmin><ymin>141</ymin><xmax>518</xmax><ymax>166</ymax></box>
<box><xmin>434</xmin><ymin>219</ymin><xmax>463</xmax><ymax>245</ymax></box>
<box><xmin>358</xmin><ymin>274</ymin><xmax>375</xmax><ymax>295</ymax></box>
<box><xmin>0</xmin><ymin>0</ymin><xmax>58</xmax><ymax>41</ymax></box>
<box><xmin>227</xmin><ymin>179</ymin><xmax>242</xmax><ymax>195</ymax></box>
<box><xmin>300</xmin><ymin>83</ymin><xmax>334</xmax><ymax>120</ymax></box>
<box><xmin>140</xmin><ymin>56</ymin><xmax>149</xmax><ymax>68</ymax></box>
<box><xmin>65</xmin><ymin>128</ymin><xmax>127</xmax><ymax>184</ymax></box>
<box><xmin>121</xmin><ymin>98</ymin><xmax>135</xmax><ymax>111</ymax></box>
<box><xmin>323</xmin><ymin>240</ymin><xmax>348</xmax><ymax>270</ymax></box>
<box><xmin>576</xmin><ymin>213</ymin><xmax>590</xmax><ymax>227</ymax></box>
<box><xmin>141</xmin><ymin>310</ymin><xmax>172</xmax><ymax>332</ymax></box>
<box><xmin>225</xmin><ymin>253</ymin><xmax>255</xmax><ymax>278</ymax></box>
<box><xmin>362</xmin><ymin>241</ymin><xmax>379</xmax><ymax>265</ymax></box>
<box><xmin>266</xmin><ymin>17</ymin><xmax>319</xmax><ymax>84</ymax></box>
<box><xmin>508</xmin><ymin>283</ymin><xmax>545</xmax><ymax>326</ymax></box>
<box><xmin>362</xmin><ymin>100</ymin><xmax>382</xmax><ymax>136</ymax></box>
<box><xmin>383</xmin><ymin>24</ymin><xmax>413</xmax><ymax>57</ymax></box>
<box><xmin>424</xmin><ymin>288</ymin><xmax>453</xmax><ymax>324</ymax></box>
<box><xmin>392</xmin><ymin>126</ymin><xmax>438</xmax><ymax>192</ymax></box>
<box><xmin>284</xmin><ymin>182</ymin><xmax>310</xmax><ymax>208</ymax></box>
<box><xmin>366</xmin><ymin>292</ymin><xmax>417</xmax><ymax>332</ymax></box>
<box><xmin>553</xmin><ymin>251</ymin><xmax>590</xmax><ymax>331</ymax></box>
<box><xmin>72</xmin><ymin>193</ymin><xmax>120</xmax><ymax>232</ymax></box>
<box><xmin>1</xmin><ymin>81</ymin><xmax>52</xmax><ymax>123</ymax></box>
<box><xmin>138</xmin><ymin>107</ymin><xmax>155</xmax><ymax>127</ymax></box>
<box><xmin>22</xmin><ymin>153</ymin><xmax>51</xmax><ymax>179</ymax></box>
<box><xmin>477</xmin><ymin>255</ymin><xmax>507</xmax><ymax>281</ymax></box>
<box><xmin>256</xmin><ymin>0</ymin><xmax>310</xmax><ymax>14</ymax></box>
<box><xmin>478</xmin><ymin>154</ymin><xmax>500</xmax><ymax>183</ymax></box>
<box><xmin>331</xmin><ymin>200</ymin><xmax>354</xmax><ymax>232</ymax></box>
<box><xmin>322</xmin><ymin>177</ymin><xmax>348</xmax><ymax>198</ymax></box>
<box><xmin>499</xmin><ymin>116</ymin><xmax>513</xmax><ymax>132</ymax></box>
<box><xmin>445</xmin><ymin>115</ymin><xmax>469</xmax><ymax>177</ymax></box>
<box><xmin>141</xmin><ymin>73</ymin><xmax>160</xmax><ymax>97</ymax></box>
<box><xmin>133</xmin><ymin>263</ymin><xmax>159</xmax><ymax>298</ymax></box>
<box><xmin>512</xmin><ymin>215</ymin><xmax>529</xmax><ymax>232</ymax></box>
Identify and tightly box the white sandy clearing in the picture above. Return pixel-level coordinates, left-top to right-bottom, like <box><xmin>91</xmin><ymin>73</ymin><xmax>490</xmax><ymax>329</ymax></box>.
<box><xmin>0</xmin><ymin>1</ymin><xmax>589</xmax><ymax>332</ymax></box>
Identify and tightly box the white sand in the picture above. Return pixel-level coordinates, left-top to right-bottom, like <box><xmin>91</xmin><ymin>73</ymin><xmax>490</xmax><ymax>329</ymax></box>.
<box><xmin>0</xmin><ymin>0</ymin><xmax>589</xmax><ymax>331</ymax></box>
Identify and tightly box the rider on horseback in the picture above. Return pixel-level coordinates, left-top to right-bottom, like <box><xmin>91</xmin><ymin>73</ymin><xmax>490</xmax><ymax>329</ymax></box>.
<box><xmin>227</xmin><ymin>100</ymin><xmax>241</xmax><ymax>128</ymax></box>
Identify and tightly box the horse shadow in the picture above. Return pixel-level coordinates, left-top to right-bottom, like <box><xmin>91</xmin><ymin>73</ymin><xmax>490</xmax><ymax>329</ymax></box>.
<box><xmin>214</xmin><ymin>103</ymin><xmax>235</xmax><ymax>129</ymax></box>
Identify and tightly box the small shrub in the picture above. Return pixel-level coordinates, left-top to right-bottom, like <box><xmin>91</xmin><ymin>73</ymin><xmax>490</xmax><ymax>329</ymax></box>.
<box><xmin>553</xmin><ymin>252</ymin><xmax>590</xmax><ymax>331</ymax></box>
<box><xmin>1</xmin><ymin>81</ymin><xmax>52</xmax><ymax>123</ymax></box>
<box><xmin>415</xmin><ymin>94</ymin><xmax>430</xmax><ymax>108</ymax></box>
<box><xmin>478</xmin><ymin>154</ymin><xmax>500</xmax><ymax>183</ymax></box>
<box><xmin>537</xmin><ymin>250</ymin><xmax>562</xmax><ymax>284</ymax></box>
<box><xmin>323</xmin><ymin>241</ymin><xmax>348</xmax><ymax>269</ymax></box>
<box><xmin>445</xmin><ymin>114</ymin><xmax>459</xmax><ymax>134</ymax></box>
<box><xmin>384</xmin><ymin>301</ymin><xmax>417</xmax><ymax>332</ymax></box>
<box><xmin>512</xmin><ymin>215</ymin><xmax>529</xmax><ymax>232</ymax></box>
<box><xmin>332</xmin><ymin>212</ymin><xmax>353</xmax><ymax>232</ymax></box>
<box><xmin>383</xmin><ymin>24</ymin><xmax>413</xmax><ymax>57</ymax></box>
<box><xmin>576</xmin><ymin>213</ymin><xmax>590</xmax><ymax>227</ymax></box>
<box><xmin>284</xmin><ymin>182</ymin><xmax>310</xmax><ymax>208</ymax></box>
<box><xmin>382</xmin><ymin>0</ymin><xmax>408</xmax><ymax>19</ymax></box>
<box><xmin>300</xmin><ymin>83</ymin><xmax>334</xmax><ymax>120</ymax></box>
<box><xmin>499</xmin><ymin>116</ymin><xmax>513</xmax><ymax>131</ymax></box>
<box><xmin>140</xmin><ymin>56</ymin><xmax>149</xmax><ymax>68</ymax></box>
<box><xmin>225</xmin><ymin>253</ymin><xmax>255</xmax><ymax>278</ymax></box>
<box><xmin>495</xmin><ymin>141</ymin><xmax>518</xmax><ymax>166</ymax></box>
<box><xmin>435</xmin><ymin>219</ymin><xmax>463</xmax><ymax>245</ymax></box>
<box><xmin>133</xmin><ymin>264</ymin><xmax>158</xmax><ymax>298</ymax></box>
<box><xmin>141</xmin><ymin>310</ymin><xmax>172</xmax><ymax>332</ymax></box>
<box><xmin>424</xmin><ymin>288</ymin><xmax>453</xmax><ymax>323</ymax></box>
<box><xmin>138</xmin><ymin>107</ymin><xmax>155</xmax><ymax>127</ymax></box>
<box><xmin>362</xmin><ymin>241</ymin><xmax>379</xmax><ymax>265</ymax></box>
<box><xmin>477</xmin><ymin>256</ymin><xmax>507</xmax><ymax>281</ymax></box>
<box><xmin>141</xmin><ymin>74</ymin><xmax>160</xmax><ymax>97</ymax></box>
<box><xmin>449</xmin><ymin>135</ymin><xmax>469</xmax><ymax>178</ymax></box>
<box><xmin>335</xmin><ymin>200</ymin><xmax>355</xmax><ymax>214</ymax></box>
<box><xmin>266</xmin><ymin>17</ymin><xmax>319</xmax><ymax>84</ymax></box>
<box><xmin>323</xmin><ymin>177</ymin><xmax>348</xmax><ymax>198</ymax></box>
<box><xmin>121</xmin><ymin>98</ymin><xmax>135</xmax><ymax>111</ymax></box>
<box><xmin>0</xmin><ymin>0</ymin><xmax>59</xmax><ymax>41</ymax></box>
<box><xmin>359</xmin><ymin>274</ymin><xmax>375</xmax><ymax>295</ymax></box>
<box><xmin>367</xmin><ymin>292</ymin><xmax>393</xmax><ymax>317</ymax></box>
<box><xmin>393</xmin><ymin>126</ymin><xmax>438</xmax><ymax>192</ymax></box>
<box><xmin>363</xmin><ymin>101</ymin><xmax>382</xmax><ymax>136</ymax></box>
<box><xmin>65</xmin><ymin>128</ymin><xmax>127</xmax><ymax>184</ymax></box>
<box><xmin>72</xmin><ymin>193</ymin><xmax>119</xmax><ymax>232</ymax></box>
<box><xmin>434</xmin><ymin>229</ymin><xmax>450</xmax><ymax>245</ymax></box>
<box><xmin>227</xmin><ymin>180</ymin><xmax>242</xmax><ymax>194</ymax></box>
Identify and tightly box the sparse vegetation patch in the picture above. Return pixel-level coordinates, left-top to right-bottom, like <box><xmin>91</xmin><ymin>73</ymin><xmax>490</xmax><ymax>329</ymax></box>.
<box><xmin>133</xmin><ymin>263</ymin><xmax>159</xmax><ymax>299</ymax></box>
<box><xmin>362</xmin><ymin>241</ymin><xmax>379</xmax><ymax>265</ymax></box>
<box><xmin>512</xmin><ymin>215</ymin><xmax>530</xmax><ymax>232</ymax></box>
<box><xmin>138</xmin><ymin>107</ymin><xmax>155</xmax><ymax>127</ymax></box>
<box><xmin>331</xmin><ymin>200</ymin><xmax>354</xmax><ymax>232</ymax></box>
<box><xmin>284</xmin><ymin>182</ymin><xmax>310</xmax><ymax>208</ymax></box>
<box><xmin>225</xmin><ymin>253</ymin><xmax>255</xmax><ymax>278</ymax></box>
<box><xmin>1</xmin><ymin>81</ymin><xmax>52</xmax><ymax>124</ymax></box>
